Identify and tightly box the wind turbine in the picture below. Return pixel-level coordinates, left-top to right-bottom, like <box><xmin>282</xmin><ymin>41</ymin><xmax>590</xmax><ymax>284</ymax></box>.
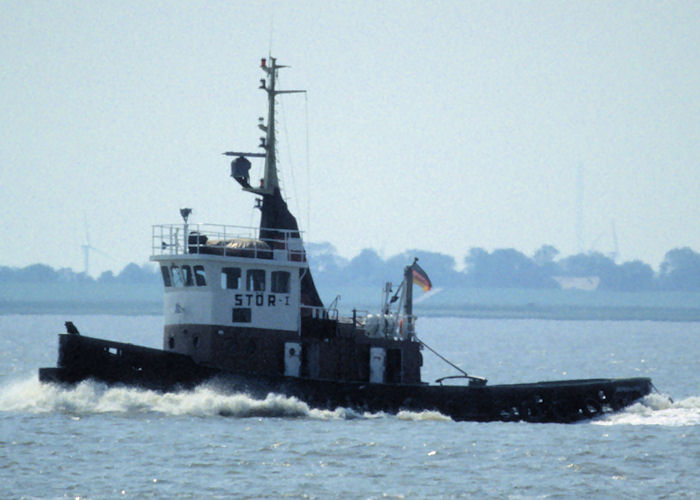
<box><xmin>589</xmin><ymin>220</ymin><xmax>620</xmax><ymax>263</ymax></box>
<box><xmin>81</xmin><ymin>218</ymin><xmax>112</xmax><ymax>276</ymax></box>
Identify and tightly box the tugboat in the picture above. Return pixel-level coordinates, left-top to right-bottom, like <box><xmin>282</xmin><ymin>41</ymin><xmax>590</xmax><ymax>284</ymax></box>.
<box><xmin>39</xmin><ymin>57</ymin><xmax>652</xmax><ymax>422</ymax></box>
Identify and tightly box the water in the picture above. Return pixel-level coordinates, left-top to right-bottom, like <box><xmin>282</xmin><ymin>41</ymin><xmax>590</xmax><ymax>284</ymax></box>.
<box><xmin>1</xmin><ymin>315</ymin><xmax>698</xmax><ymax>499</ymax></box>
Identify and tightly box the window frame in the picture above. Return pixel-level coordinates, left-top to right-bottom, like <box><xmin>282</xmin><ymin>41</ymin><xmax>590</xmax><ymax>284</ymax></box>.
<box><xmin>271</xmin><ymin>270</ymin><xmax>291</xmax><ymax>293</ymax></box>
<box><xmin>221</xmin><ymin>267</ymin><xmax>242</xmax><ymax>290</ymax></box>
<box><xmin>246</xmin><ymin>269</ymin><xmax>266</xmax><ymax>292</ymax></box>
<box><xmin>181</xmin><ymin>265</ymin><xmax>194</xmax><ymax>287</ymax></box>
<box><xmin>160</xmin><ymin>266</ymin><xmax>172</xmax><ymax>287</ymax></box>
<box><xmin>193</xmin><ymin>265</ymin><xmax>207</xmax><ymax>287</ymax></box>
<box><xmin>171</xmin><ymin>264</ymin><xmax>183</xmax><ymax>287</ymax></box>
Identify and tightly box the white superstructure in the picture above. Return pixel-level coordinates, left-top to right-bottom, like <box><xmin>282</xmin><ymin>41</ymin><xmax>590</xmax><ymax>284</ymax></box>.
<box><xmin>151</xmin><ymin>222</ymin><xmax>312</xmax><ymax>337</ymax></box>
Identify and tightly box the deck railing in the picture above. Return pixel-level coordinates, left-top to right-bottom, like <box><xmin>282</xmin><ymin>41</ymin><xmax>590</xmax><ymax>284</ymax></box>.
<box><xmin>152</xmin><ymin>223</ymin><xmax>306</xmax><ymax>263</ymax></box>
<box><xmin>301</xmin><ymin>305</ymin><xmax>339</xmax><ymax>321</ymax></box>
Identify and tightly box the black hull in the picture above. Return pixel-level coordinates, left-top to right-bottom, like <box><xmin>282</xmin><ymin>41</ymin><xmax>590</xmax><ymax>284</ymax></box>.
<box><xmin>39</xmin><ymin>334</ymin><xmax>652</xmax><ymax>423</ymax></box>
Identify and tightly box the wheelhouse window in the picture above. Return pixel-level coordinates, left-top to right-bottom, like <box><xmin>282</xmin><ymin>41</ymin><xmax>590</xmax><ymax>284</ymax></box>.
<box><xmin>221</xmin><ymin>267</ymin><xmax>241</xmax><ymax>289</ymax></box>
<box><xmin>271</xmin><ymin>271</ymin><xmax>290</xmax><ymax>293</ymax></box>
<box><xmin>160</xmin><ymin>266</ymin><xmax>172</xmax><ymax>287</ymax></box>
<box><xmin>246</xmin><ymin>269</ymin><xmax>266</xmax><ymax>291</ymax></box>
<box><xmin>182</xmin><ymin>265</ymin><xmax>194</xmax><ymax>287</ymax></box>
<box><xmin>171</xmin><ymin>265</ymin><xmax>183</xmax><ymax>287</ymax></box>
<box><xmin>193</xmin><ymin>265</ymin><xmax>207</xmax><ymax>287</ymax></box>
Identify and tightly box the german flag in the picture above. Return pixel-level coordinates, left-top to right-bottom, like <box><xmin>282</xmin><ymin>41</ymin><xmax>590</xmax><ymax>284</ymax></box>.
<box><xmin>412</xmin><ymin>262</ymin><xmax>432</xmax><ymax>292</ymax></box>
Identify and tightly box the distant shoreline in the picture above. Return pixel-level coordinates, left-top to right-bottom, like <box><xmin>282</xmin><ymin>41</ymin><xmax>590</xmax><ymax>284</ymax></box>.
<box><xmin>3</xmin><ymin>304</ymin><xmax>699</xmax><ymax>322</ymax></box>
<box><xmin>2</xmin><ymin>303</ymin><xmax>699</xmax><ymax>323</ymax></box>
<box><xmin>416</xmin><ymin>306</ymin><xmax>700</xmax><ymax>322</ymax></box>
<box><xmin>2</xmin><ymin>283</ymin><xmax>699</xmax><ymax>322</ymax></box>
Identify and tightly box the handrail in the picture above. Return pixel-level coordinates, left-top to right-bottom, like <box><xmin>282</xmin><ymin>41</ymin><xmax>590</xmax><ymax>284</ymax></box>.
<box><xmin>435</xmin><ymin>375</ymin><xmax>488</xmax><ymax>386</ymax></box>
<box><xmin>152</xmin><ymin>223</ymin><xmax>307</xmax><ymax>263</ymax></box>
<box><xmin>301</xmin><ymin>305</ymin><xmax>338</xmax><ymax>321</ymax></box>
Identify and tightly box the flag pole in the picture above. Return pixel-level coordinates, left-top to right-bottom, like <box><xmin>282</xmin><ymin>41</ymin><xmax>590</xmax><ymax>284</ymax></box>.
<box><xmin>403</xmin><ymin>258</ymin><xmax>418</xmax><ymax>339</ymax></box>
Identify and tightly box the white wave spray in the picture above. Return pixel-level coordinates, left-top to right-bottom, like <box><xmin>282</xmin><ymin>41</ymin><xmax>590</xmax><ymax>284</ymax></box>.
<box><xmin>0</xmin><ymin>377</ymin><xmax>451</xmax><ymax>421</ymax></box>
<box><xmin>594</xmin><ymin>393</ymin><xmax>700</xmax><ymax>426</ymax></box>
<box><xmin>5</xmin><ymin>378</ymin><xmax>694</xmax><ymax>425</ymax></box>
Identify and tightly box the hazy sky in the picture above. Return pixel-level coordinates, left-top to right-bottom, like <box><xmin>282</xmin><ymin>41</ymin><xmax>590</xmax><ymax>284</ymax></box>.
<box><xmin>2</xmin><ymin>1</ymin><xmax>698</xmax><ymax>276</ymax></box>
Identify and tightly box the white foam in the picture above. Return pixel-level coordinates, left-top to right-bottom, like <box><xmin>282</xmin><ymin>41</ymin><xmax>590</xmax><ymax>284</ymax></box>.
<box><xmin>1</xmin><ymin>377</ymin><xmax>323</xmax><ymax>418</ymax></box>
<box><xmin>594</xmin><ymin>393</ymin><xmax>700</xmax><ymax>427</ymax></box>
<box><xmin>5</xmin><ymin>378</ymin><xmax>692</xmax><ymax>425</ymax></box>
<box><xmin>397</xmin><ymin>410</ymin><xmax>452</xmax><ymax>422</ymax></box>
<box><xmin>0</xmin><ymin>377</ymin><xmax>394</xmax><ymax>420</ymax></box>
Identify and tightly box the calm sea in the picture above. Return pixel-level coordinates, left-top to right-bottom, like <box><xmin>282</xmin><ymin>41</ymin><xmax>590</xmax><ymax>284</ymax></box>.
<box><xmin>1</xmin><ymin>314</ymin><xmax>698</xmax><ymax>499</ymax></box>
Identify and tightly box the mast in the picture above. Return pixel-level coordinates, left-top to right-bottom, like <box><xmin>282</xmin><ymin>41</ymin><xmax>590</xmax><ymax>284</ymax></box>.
<box><xmin>403</xmin><ymin>260</ymin><xmax>416</xmax><ymax>339</ymax></box>
<box><xmin>226</xmin><ymin>57</ymin><xmax>305</xmax><ymax>196</ymax></box>
<box><xmin>224</xmin><ymin>57</ymin><xmax>323</xmax><ymax>308</ymax></box>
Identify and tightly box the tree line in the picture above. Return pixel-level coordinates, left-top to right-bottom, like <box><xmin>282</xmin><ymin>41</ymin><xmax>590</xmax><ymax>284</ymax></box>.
<box><xmin>306</xmin><ymin>244</ymin><xmax>700</xmax><ymax>292</ymax></box>
<box><xmin>0</xmin><ymin>263</ymin><xmax>157</xmax><ymax>285</ymax></box>
<box><xmin>1</xmin><ymin>245</ymin><xmax>699</xmax><ymax>292</ymax></box>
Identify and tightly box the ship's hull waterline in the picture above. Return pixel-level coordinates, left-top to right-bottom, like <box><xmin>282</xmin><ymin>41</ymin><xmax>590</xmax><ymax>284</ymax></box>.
<box><xmin>39</xmin><ymin>334</ymin><xmax>652</xmax><ymax>423</ymax></box>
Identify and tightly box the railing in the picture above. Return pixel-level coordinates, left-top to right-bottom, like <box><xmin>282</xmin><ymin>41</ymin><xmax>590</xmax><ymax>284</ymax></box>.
<box><xmin>152</xmin><ymin>223</ymin><xmax>307</xmax><ymax>263</ymax></box>
<box><xmin>345</xmin><ymin>309</ymin><xmax>369</xmax><ymax>327</ymax></box>
<box><xmin>301</xmin><ymin>305</ymin><xmax>339</xmax><ymax>321</ymax></box>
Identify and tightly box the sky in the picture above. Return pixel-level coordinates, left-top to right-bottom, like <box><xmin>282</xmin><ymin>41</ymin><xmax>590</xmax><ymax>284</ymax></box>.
<box><xmin>1</xmin><ymin>1</ymin><xmax>698</xmax><ymax>276</ymax></box>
